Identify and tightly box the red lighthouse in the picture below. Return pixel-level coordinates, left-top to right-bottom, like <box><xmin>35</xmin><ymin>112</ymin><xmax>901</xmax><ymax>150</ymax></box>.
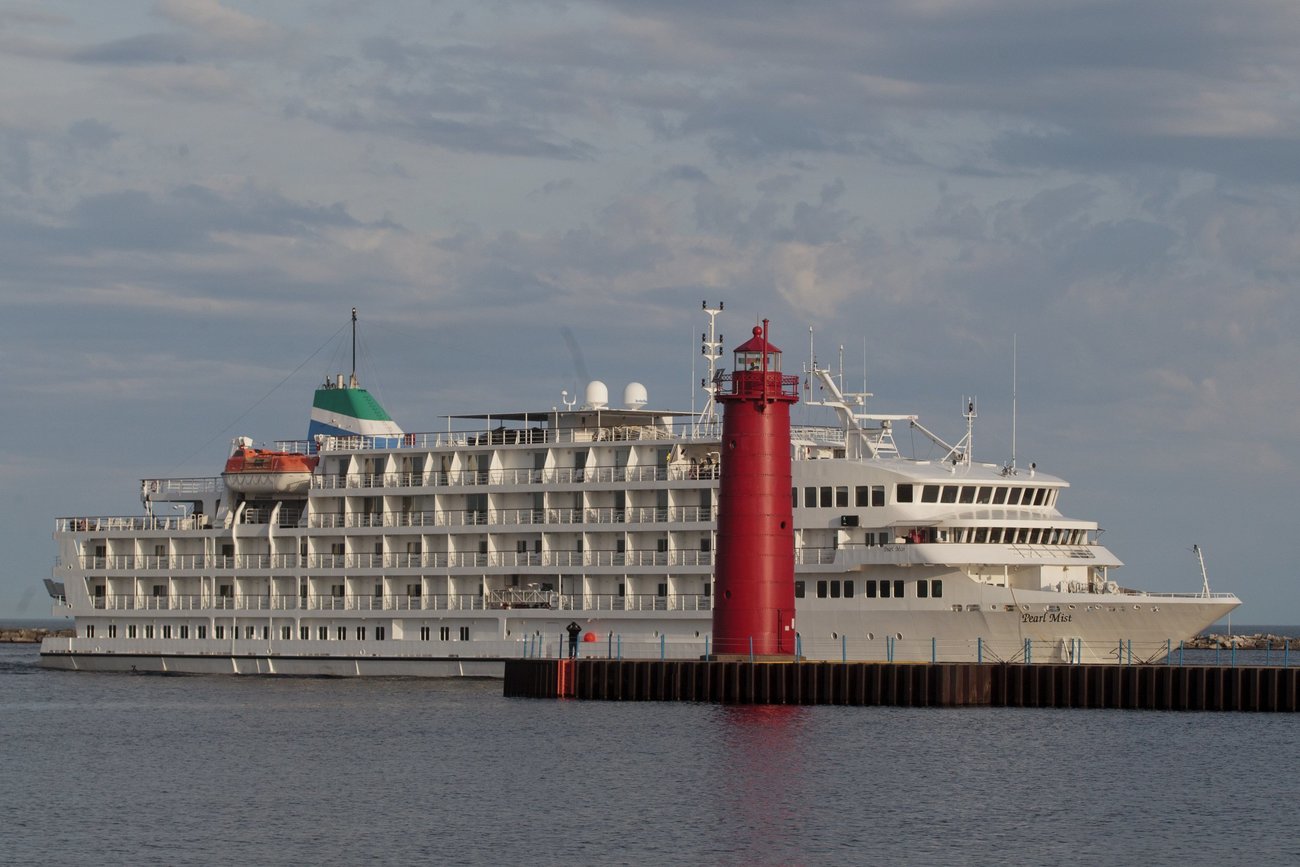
<box><xmin>713</xmin><ymin>320</ymin><xmax>800</xmax><ymax>657</ymax></box>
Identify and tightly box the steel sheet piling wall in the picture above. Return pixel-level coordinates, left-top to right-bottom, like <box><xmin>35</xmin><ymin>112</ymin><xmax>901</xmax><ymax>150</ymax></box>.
<box><xmin>502</xmin><ymin>660</ymin><xmax>1300</xmax><ymax>711</ymax></box>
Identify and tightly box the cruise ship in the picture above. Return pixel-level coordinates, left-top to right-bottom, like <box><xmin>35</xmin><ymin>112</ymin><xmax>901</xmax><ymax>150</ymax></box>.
<box><xmin>40</xmin><ymin>308</ymin><xmax>1239</xmax><ymax>675</ymax></box>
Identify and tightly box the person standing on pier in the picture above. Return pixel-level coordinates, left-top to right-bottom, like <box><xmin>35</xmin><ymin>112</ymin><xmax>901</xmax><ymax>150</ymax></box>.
<box><xmin>566</xmin><ymin>621</ymin><xmax>582</xmax><ymax>658</ymax></box>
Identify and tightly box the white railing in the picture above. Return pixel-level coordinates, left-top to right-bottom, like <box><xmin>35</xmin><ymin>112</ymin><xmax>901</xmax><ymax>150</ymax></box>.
<box><xmin>311</xmin><ymin>463</ymin><xmax>719</xmax><ymax>491</ymax></box>
<box><xmin>84</xmin><ymin>592</ymin><xmax>713</xmax><ymax>613</ymax></box>
<box><xmin>282</xmin><ymin>422</ymin><xmax>726</xmax><ymax>455</ymax></box>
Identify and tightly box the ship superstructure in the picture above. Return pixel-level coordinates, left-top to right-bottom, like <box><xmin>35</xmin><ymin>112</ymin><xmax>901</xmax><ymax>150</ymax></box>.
<box><xmin>40</xmin><ymin>310</ymin><xmax>1239</xmax><ymax>675</ymax></box>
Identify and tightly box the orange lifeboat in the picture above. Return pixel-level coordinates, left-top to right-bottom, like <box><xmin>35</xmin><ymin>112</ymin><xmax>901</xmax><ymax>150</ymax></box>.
<box><xmin>222</xmin><ymin>438</ymin><xmax>318</xmax><ymax>494</ymax></box>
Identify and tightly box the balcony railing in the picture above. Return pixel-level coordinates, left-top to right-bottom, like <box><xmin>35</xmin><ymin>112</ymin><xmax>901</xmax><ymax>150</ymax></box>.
<box><xmin>79</xmin><ymin>548</ymin><xmax>713</xmax><ymax>572</ymax></box>
<box><xmin>87</xmin><ymin>592</ymin><xmax>713</xmax><ymax>613</ymax></box>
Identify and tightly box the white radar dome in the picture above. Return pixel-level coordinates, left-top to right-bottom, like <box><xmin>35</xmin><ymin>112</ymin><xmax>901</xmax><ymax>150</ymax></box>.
<box><xmin>623</xmin><ymin>382</ymin><xmax>648</xmax><ymax>409</ymax></box>
<box><xmin>584</xmin><ymin>380</ymin><xmax>609</xmax><ymax>409</ymax></box>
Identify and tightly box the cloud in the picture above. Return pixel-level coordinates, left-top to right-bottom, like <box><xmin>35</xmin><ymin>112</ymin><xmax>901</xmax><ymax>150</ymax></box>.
<box><xmin>154</xmin><ymin>0</ymin><xmax>277</xmax><ymax>47</ymax></box>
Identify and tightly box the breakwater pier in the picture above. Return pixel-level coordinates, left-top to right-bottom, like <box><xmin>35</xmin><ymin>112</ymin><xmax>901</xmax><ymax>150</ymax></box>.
<box><xmin>504</xmin><ymin>659</ymin><xmax>1300</xmax><ymax>712</ymax></box>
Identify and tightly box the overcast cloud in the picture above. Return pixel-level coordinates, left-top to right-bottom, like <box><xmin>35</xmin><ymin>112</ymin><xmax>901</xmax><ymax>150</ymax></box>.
<box><xmin>1</xmin><ymin>0</ymin><xmax>1298</xmax><ymax>621</ymax></box>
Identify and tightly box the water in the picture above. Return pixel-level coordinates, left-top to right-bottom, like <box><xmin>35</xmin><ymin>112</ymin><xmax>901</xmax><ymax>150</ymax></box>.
<box><xmin>3</xmin><ymin>643</ymin><xmax>1297</xmax><ymax>866</ymax></box>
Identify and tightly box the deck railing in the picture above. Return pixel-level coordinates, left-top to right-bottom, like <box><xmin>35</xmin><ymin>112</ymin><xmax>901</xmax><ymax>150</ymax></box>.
<box><xmin>86</xmin><ymin>592</ymin><xmax>712</xmax><ymax>613</ymax></box>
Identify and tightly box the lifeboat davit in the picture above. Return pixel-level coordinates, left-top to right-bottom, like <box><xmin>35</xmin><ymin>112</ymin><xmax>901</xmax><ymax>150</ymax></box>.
<box><xmin>223</xmin><ymin>437</ymin><xmax>318</xmax><ymax>494</ymax></box>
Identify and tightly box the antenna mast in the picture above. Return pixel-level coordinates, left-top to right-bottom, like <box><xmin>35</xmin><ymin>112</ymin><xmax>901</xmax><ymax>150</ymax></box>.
<box><xmin>697</xmin><ymin>301</ymin><xmax>724</xmax><ymax>432</ymax></box>
<box><xmin>1010</xmin><ymin>334</ymin><xmax>1017</xmax><ymax>473</ymax></box>
<box><xmin>350</xmin><ymin>307</ymin><xmax>358</xmax><ymax>389</ymax></box>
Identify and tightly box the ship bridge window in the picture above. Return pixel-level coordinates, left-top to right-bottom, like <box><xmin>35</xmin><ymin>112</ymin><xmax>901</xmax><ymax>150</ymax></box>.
<box><xmin>1034</xmin><ymin>488</ymin><xmax>1048</xmax><ymax>506</ymax></box>
<box><xmin>976</xmin><ymin>487</ymin><xmax>992</xmax><ymax>504</ymax></box>
<box><xmin>959</xmin><ymin>486</ymin><xmax>975</xmax><ymax>504</ymax></box>
<box><xmin>940</xmin><ymin>486</ymin><xmax>957</xmax><ymax>504</ymax></box>
<box><xmin>872</xmin><ymin>486</ymin><xmax>885</xmax><ymax>507</ymax></box>
<box><xmin>835</xmin><ymin>487</ymin><xmax>849</xmax><ymax>508</ymax></box>
<box><xmin>921</xmin><ymin>485</ymin><xmax>939</xmax><ymax>503</ymax></box>
<box><xmin>993</xmin><ymin>487</ymin><xmax>1007</xmax><ymax>505</ymax></box>
<box><xmin>856</xmin><ymin>486</ymin><xmax>869</xmax><ymax>507</ymax></box>
<box><xmin>896</xmin><ymin>484</ymin><xmax>914</xmax><ymax>504</ymax></box>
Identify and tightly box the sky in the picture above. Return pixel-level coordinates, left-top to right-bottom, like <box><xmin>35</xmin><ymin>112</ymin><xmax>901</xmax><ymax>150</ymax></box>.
<box><xmin>2</xmin><ymin>0</ymin><xmax>1298</xmax><ymax>623</ymax></box>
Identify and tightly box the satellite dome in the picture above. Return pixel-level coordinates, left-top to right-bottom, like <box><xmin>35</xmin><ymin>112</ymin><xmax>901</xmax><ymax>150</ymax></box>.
<box><xmin>623</xmin><ymin>382</ymin><xmax>648</xmax><ymax>409</ymax></box>
<box><xmin>584</xmin><ymin>380</ymin><xmax>609</xmax><ymax>409</ymax></box>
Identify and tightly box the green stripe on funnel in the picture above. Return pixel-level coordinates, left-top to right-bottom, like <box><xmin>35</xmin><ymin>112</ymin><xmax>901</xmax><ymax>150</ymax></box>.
<box><xmin>312</xmin><ymin>387</ymin><xmax>394</xmax><ymax>422</ymax></box>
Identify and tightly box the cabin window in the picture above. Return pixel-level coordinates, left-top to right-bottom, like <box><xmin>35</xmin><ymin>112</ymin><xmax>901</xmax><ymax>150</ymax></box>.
<box><xmin>795</xmin><ymin>581</ymin><xmax>805</xmax><ymax>598</ymax></box>
<box><xmin>879</xmin><ymin>580</ymin><xmax>890</xmax><ymax>599</ymax></box>
<box><xmin>917</xmin><ymin>580</ymin><xmax>929</xmax><ymax>599</ymax></box>
<box><xmin>657</xmin><ymin>583</ymin><xmax>667</xmax><ymax>597</ymax></box>
<box><xmin>830</xmin><ymin>581</ymin><xmax>841</xmax><ymax>599</ymax></box>
<box><xmin>844</xmin><ymin>580</ymin><xmax>855</xmax><ymax>599</ymax></box>
<box><xmin>974</xmin><ymin>528</ymin><xmax>987</xmax><ymax>543</ymax></box>
<box><xmin>85</xmin><ymin>624</ymin><xmax>95</xmax><ymax>638</ymax></box>
<box><xmin>197</xmin><ymin>625</ymin><xmax>206</xmax><ymax>640</ymax></box>
<box><xmin>440</xmin><ymin>626</ymin><xmax>450</xmax><ymax>641</ymax></box>
<box><xmin>921</xmin><ymin>485</ymin><xmax>939</xmax><ymax>503</ymax></box>
<box><xmin>835</xmin><ymin>487</ymin><xmax>849</xmax><ymax>508</ymax></box>
<box><xmin>820</xmin><ymin>487</ymin><xmax>832</xmax><ymax>507</ymax></box>
<box><xmin>300</xmin><ymin>626</ymin><xmax>309</xmax><ymax>640</ymax></box>
<box><xmin>856</xmin><ymin>486</ymin><xmax>870</xmax><ymax>507</ymax></box>
<box><xmin>420</xmin><ymin>626</ymin><xmax>431</xmax><ymax>641</ymax></box>
<box><xmin>356</xmin><ymin>627</ymin><xmax>366</xmax><ymax>641</ymax></box>
<box><xmin>817</xmin><ymin>580</ymin><xmax>828</xmax><ymax>599</ymax></box>
<box><xmin>804</xmin><ymin>487</ymin><xmax>816</xmax><ymax>508</ymax></box>
<box><xmin>792</xmin><ymin>488</ymin><xmax>798</xmax><ymax>508</ymax></box>
<box><xmin>866</xmin><ymin>580</ymin><xmax>877</xmax><ymax>598</ymax></box>
<box><xmin>893</xmin><ymin>580</ymin><xmax>905</xmax><ymax>598</ymax></box>
<box><xmin>376</xmin><ymin>627</ymin><xmax>386</xmax><ymax>641</ymax></box>
<box><xmin>107</xmin><ymin>624</ymin><xmax>117</xmax><ymax>638</ymax></box>
<box><xmin>281</xmin><ymin>626</ymin><xmax>292</xmax><ymax>640</ymax></box>
<box><xmin>179</xmin><ymin>625</ymin><xmax>188</xmax><ymax>639</ymax></box>
<box><xmin>459</xmin><ymin>626</ymin><xmax>470</xmax><ymax>641</ymax></box>
<box><xmin>337</xmin><ymin>626</ymin><xmax>346</xmax><ymax>640</ymax></box>
<box><xmin>213</xmin><ymin>625</ymin><xmax>222</xmax><ymax>640</ymax></box>
<box><xmin>872</xmin><ymin>486</ymin><xmax>885</xmax><ymax>507</ymax></box>
<box><xmin>162</xmin><ymin>624</ymin><xmax>172</xmax><ymax>639</ymax></box>
<box><xmin>896</xmin><ymin>484</ymin><xmax>914</xmax><ymax>504</ymax></box>
<box><xmin>128</xmin><ymin>624</ymin><xmax>138</xmax><ymax>639</ymax></box>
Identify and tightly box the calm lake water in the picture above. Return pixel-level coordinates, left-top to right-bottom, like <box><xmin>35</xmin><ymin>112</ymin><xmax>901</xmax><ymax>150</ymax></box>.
<box><xmin>3</xmin><ymin>641</ymin><xmax>1297</xmax><ymax>866</ymax></box>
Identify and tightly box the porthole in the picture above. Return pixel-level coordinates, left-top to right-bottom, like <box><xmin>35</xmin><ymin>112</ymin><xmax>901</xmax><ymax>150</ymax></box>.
<box><xmin>728</xmin><ymin>439</ymin><xmax>737</xmax><ymax>450</ymax></box>
<box><xmin>694</xmin><ymin>631</ymin><xmax>700</xmax><ymax>638</ymax></box>
<box><xmin>866</xmin><ymin>632</ymin><xmax>875</xmax><ymax>640</ymax></box>
<box><xmin>780</xmin><ymin>521</ymin><xmax>786</xmax><ymax>529</ymax></box>
<box><xmin>1068</xmin><ymin>604</ymin><xmax>1075</xmax><ymax>610</ymax></box>
<box><xmin>724</xmin><ymin>590</ymin><xmax>732</xmax><ymax>599</ymax></box>
<box><xmin>895</xmin><ymin>632</ymin><xmax>903</xmax><ymax>640</ymax></box>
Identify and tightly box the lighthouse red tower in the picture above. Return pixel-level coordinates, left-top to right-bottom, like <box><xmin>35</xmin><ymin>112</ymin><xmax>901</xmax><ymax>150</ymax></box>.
<box><xmin>713</xmin><ymin>320</ymin><xmax>800</xmax><ymax>657</ymax></box>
